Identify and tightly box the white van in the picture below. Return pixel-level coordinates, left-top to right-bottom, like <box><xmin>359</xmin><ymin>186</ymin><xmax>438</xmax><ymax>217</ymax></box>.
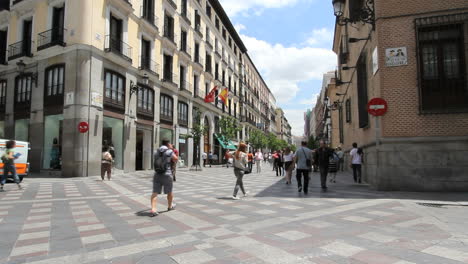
<box><xmin>0</xmin><ymin>139</ymin><xmax>30</xmax><ymax>182</ymax></box>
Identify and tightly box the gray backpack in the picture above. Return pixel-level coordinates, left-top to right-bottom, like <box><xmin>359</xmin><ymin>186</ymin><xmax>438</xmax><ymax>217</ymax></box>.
<box><xmin>154</xmin><ymin>149</ymin><xmax>169</xmax><ymax>173</ymax></box>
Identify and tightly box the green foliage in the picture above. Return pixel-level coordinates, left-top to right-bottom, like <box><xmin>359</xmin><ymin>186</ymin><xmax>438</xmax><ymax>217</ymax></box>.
<box><xmin>266</xmin><ymin>133</ymin><xmax>278</xmax><ymax>150</ymax></box>
<box><xmin>248</xmin><ymin>129</ymin><xmax>268</xmax><ymax>150</ymax></box>
<box><xmin>307</xmin><ymin>135</ymin><xmax>319</xmax><ymax>150</ymax></box>
<box><xmin>290</xmin><ymin>144</ymin><xmax>297</xmax><ymax>152</ymax></box>
<box><xmin>219</xmin><ymin>116</ymin><xmax>241</xmax><ymax>141</ymax></box>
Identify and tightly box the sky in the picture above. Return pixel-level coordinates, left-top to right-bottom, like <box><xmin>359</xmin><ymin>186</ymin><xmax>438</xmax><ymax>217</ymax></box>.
<box><xmin>218</xmin><ymin>0</ymin><xmax>337</xmax><ymax>137</ymax></box>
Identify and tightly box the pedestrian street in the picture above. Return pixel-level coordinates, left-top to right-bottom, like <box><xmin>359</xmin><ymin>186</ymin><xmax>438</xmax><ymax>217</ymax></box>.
<box><xmin>0</xmin><ymin>163</ymin><xmax>467</xmax><ymax>264</ymax></box>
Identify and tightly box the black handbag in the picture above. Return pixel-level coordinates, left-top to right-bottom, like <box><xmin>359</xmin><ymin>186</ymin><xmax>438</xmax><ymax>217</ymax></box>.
<box><xmin>302</xmin><ymin>148</ymin><xmax>312</xmax><ymax>167</ymax></box>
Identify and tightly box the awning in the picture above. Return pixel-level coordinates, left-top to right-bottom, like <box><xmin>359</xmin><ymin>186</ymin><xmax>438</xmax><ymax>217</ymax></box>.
<box><xmin>215</xmin><ymin>134</ymin><xmax>237</xmax><ymax>150</ymax></box>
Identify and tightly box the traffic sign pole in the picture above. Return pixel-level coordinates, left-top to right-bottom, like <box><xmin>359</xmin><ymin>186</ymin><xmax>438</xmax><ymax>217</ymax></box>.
<box><xmin>367</xmin><ymin>98</ymin><xmax>388</xmax><ymax>186</ymax></box>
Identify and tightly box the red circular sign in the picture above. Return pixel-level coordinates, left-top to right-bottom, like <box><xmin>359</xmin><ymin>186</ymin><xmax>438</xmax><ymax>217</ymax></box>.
<box><xmin>78</xmin><ymin>122</ymin><xmax>89</xmax><ymax>133</ymax></box>
<box><xmin>367</xmin><ymin>98</ymin><xmax>388</xmax><ymax>116</ymax></box>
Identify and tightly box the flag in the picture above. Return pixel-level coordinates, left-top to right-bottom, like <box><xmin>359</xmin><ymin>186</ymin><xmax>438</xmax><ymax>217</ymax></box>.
<box><xmin>204</xmin><ymin>86</ymin><xmax>218</xmax><ymax>103</ymax></box>
<box><xmin>218</xmin><ymin>88</ymin><xmax>229</xmax><ymax>105</ymax></box>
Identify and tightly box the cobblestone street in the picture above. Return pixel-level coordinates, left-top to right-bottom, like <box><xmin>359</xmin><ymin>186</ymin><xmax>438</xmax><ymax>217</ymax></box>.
<box><xmin>0</xmin><ymin>163</ymin><xmax>467</xmax><ymax>264</ymax></box>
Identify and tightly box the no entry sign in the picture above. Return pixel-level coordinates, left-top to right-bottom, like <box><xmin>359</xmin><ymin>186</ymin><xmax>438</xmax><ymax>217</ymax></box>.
<box><xmin>367</xmin><ymin>98</ymin><xmax>388</xmax><ymax>116</ymax></box>
<box><xmin>78</xmin><ymin>122</ymin><xmax>89</xmax><ymax>133</ymax></box>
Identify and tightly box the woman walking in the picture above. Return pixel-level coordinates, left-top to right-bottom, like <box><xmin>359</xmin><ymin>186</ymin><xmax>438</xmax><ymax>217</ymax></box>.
<box><xmin>232</xmin><ymin>143</ymin><xmax>248</xmax><ymax>200</ymax></box>
<box><xmin>101</xmin><ymin>146</ymin><xmax>113</xmax><ymax>181</ymax></box>
<box><xmin>283</xmin><ymin>147</ymin><xmax>295</xmax><ymax>184</ymax></box>
<box><xmin>275</xmin><ymin>150</ymin><xmax>284</xmax><ymax>177</ymax></box>
<box><xmin>0</xmin><ymin>140</ymin><xmax>22</xmax><ymax>191</ymax></box>
<box><xmin>254</xmin><ymin>150</ymin><xmax>263</xmax><ymax>173</ymax></box>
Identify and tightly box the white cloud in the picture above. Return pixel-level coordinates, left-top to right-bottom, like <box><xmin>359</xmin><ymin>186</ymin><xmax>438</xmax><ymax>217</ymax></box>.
<box><xmin>219</xmin><ymin>0</ymin><xmax>302</xmax><ymax>16</ymax></box>
<box><xmin>283</xmin><ymin>109</ymin><xmax>307</xmax><ymax>136</ymax></box>
<box><xmin>241</xmin><ymin>34</ymin><xmax>336</xmax><ymax>103</ymax></box>
<box><xmin>298</xmin><ymin>93</ymin><xmax>319</xmax><ymax>105</ymax></box>
<box><xmin>234</xmin><ymin>23</ymin><xmax>246</xmax><ymax>33</ymax></box>
<box><xmin>305</xmin><ymin>28</ymin><xmax>334</xmax><ymax>47</ymax></box>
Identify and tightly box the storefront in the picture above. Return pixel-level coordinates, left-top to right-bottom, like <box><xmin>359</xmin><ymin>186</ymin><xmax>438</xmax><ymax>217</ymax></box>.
<box><xmin>159</xmin><ymin>127</ymin><xmax>173</xmax><ymax>145</ymax></box>
<box><xmin>42</xmin><ymin>114</ymin><xmax>63</xmax><ymax>169</ymax></box>
<box><xmin>178</xmin><ymin>135</ymin><xmax>188</xmax><ymax>167</ymax></box>
<box><xmin>103</xmin><ymin>116</ymin><xmax>124</xmax><ymax>169</ymax></box>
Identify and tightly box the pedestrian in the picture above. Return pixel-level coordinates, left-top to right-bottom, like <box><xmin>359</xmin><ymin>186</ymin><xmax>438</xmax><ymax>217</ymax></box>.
<box><xmin>314</xmin><ymin>140</ymin><xmax>334</xmax><ymax>191</ymax></box>
<box><xmin>169</xmin><ymin>143</ymin><xmax>178</xmax><ymax>182</ymax></box>
<box><xmin>231</xmin><ymin>142</ymin><xmax>249</xmax><ymax>200</ymax></box>
<box><xmin>208</xmin><ymin>151</ymin><xmax>213</xmax><ymax>167</ymax></box>
<box><xmin>263</xmin><ymin>152</ymin><xmax>268</xmax><ymax>163</ymax></box>
<box><xmin>247</xmin><ymin>151</ymin><xmax>254</xmax><ymax>172</ymax></box>
<box><xmin>275</xmin><ymin>150</ymin><xmax>284</xmax><ymax>177</ymax></box>
<box><xmin>350</xmin><ymin>143</ymin><xmax>364</xmax><ymax>183</ymax></box>
<box><xmin>101</xmin><ymin>145</ymin><xmax>113</xmax><ymax>181</ymax></box>
<box><xmin>0</xmin><ymin>140</ymin><xmax>23</xmax><ymax>191</ymax></box>
<box><xmin>283</xmin><ymin>147</ymin><xmax>295</xmax><ymax>184</ymax></box>
<box><xmin>254</xmin><ymin>150</ymin><xmax>263</xmax><ymax>173</ymax></box>
<box><xmin>272</xmin><ymin>151</ymin><xmax>277</xmax><ymax>171</ymax></box>
<box><xmin>336</xmin><ymin>147</ymin><xmax>345</xmax><ymax>171</ymax></box>
<box><xmin>108</xmin><ymin>142</ymin><xmax>115</xmax><ymax>160</ymax></box>
<box><xmin>224</xmin><ymin>150</ymin><xmax>231</xmax><ymax>168</ymax></box>
<box><xmin>294</xmin><ymin>141</ymin><xmax>312</xmax><ymax>194</ymax></box>
<box><xmin>329</xmin><ymin>150</ymin><xmax>340</xmax><ymax>183</ymax></box>
<box><xmin>212</xmin><ymin>153</ymin><xmax>218</xmax><ymax>165</ymax></box>
<box><xmin>202</xmin><ymin>151</ymin><xmax>207</xmax><ymax>167</ymax></box>
<box><xmin>150</xmin><ymin>139</ymin><xmax>178</xmax><ymax>217</ymax></box>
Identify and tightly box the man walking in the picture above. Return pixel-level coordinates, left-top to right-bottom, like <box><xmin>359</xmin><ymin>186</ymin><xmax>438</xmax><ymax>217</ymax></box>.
<box><xmin>208</xmin><ymin>151</ymin><xmax>213</xmax><ymax>167</ymax></box>
<box><xmin>336</xmin><ymin>147</ymin><xmax>344</xmax><ymax>171</ymax></box>
<box><xmin>349</xmin><ymin>143</ymin><xmax>363</xmax><ymax>183</ymax></box>
<box><xmin>202</xmin><ymin>152</ymin><xmax>207</xmax><ymax>167</ymax></box>
<box><xmin>294</xmin><ymin>141</ymin><xmax>312</xmax><ymax>194</ymax></box>
<box><xmin>150</xmin><ymin>139</ymin><xmax>178</xmax><ymax>217</ymax></box>
<box><xmin>314</xmin><ymin>140</ymin><xmax>333</xmax><ymax>191</ymax></box>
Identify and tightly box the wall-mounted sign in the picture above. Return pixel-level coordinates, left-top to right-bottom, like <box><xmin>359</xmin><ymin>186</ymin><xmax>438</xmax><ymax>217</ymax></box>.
<box><xmin>91</xmin><ymin>92</ymin><xmax>103</xmax><ymax>108</ymax></box>
<box><xmin>78</xmin><ymin>122</ymin><xmax>89</xmax><ymax>133</ymax></box>
<box><xmin>385</xmin><ymin>47</ymin><xmax>408</xmax><ymax>67</ymax></box>
<box><xmin>65</xmin><ymin>92</ymin><xmax>74</xmax><ymax>106</ymax></box>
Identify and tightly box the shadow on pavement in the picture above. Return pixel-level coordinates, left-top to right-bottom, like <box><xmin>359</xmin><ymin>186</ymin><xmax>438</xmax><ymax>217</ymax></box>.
<box><xmin>254</xmin><ymin>170</ymin><xmax>468</xmax><ymax>203</ymax></box>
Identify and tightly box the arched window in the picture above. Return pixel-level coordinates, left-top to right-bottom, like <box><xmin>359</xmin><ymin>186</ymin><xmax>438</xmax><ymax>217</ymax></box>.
<box><xmin>178</xmin><ymin>101</ymin><xmax>188</xmax><ymax>127</ymax></box>
<box><xmin>160</xmin><ymin>94</ymin><xmax>173</xmax><ymax>123</ymax></box>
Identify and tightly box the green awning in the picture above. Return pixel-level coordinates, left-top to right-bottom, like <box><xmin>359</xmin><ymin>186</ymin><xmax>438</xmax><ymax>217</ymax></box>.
<box><xmin>215</xmin><ymin>134</ymin><xmax>237</xmax><ymax>150</ymax></box>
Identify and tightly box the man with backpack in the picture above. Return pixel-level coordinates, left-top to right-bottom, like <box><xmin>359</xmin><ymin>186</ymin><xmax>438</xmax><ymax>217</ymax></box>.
<box><xmin>150</xmin><ymin>139</ymin><xmax>178</xmax><ymax>217</ymax></box>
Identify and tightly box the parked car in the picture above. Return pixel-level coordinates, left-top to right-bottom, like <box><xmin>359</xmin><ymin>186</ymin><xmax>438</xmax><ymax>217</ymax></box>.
<box><xmin>0</xmin><ymin>139</ymin><xmax>30</xmax><ymax>182</ymax></box>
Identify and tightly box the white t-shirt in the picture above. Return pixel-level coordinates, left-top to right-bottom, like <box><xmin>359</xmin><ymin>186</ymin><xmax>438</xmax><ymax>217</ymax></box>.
<box><xmin>283</xmin><ymin>153</ymin><xmax>294</xmax><ymax>162</ymax></box>
<box><xmin>350</xmin><ymin>148</ymin><xmax>362</xmax><ymax>164</ymax></box>
<box><xmin>255</xmin><ymin>152</ymin><xmax>263</xmax><ymax>161</ymax></box>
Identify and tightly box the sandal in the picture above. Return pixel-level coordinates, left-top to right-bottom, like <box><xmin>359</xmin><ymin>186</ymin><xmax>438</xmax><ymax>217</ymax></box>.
<box><xmin>149</xmin><ymin>210</ymin><xmax>159</xmax><ymax>217</ymax></box>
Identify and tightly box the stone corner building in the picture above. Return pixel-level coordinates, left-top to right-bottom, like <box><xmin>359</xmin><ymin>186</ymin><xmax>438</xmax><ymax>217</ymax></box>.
<box><xmin>0</xmin><ymin>0</ymin><xmax>276</xmax><ymax>177</ymax></box>
<box><xmin>331</xmin><ymin>0</ymin><xmax>468</xmax><ymax>191</ymax></box>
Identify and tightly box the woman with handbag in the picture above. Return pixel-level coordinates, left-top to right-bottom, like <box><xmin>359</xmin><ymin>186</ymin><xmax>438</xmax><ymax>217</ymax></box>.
<box><xmin>283</xmin><ymin>147</ymin><xmax>295</xmax><ymax>184</ymax></box>
<box><xmin>232</xmin><ymin>142</ymin><xmax>249</xmax><ymax>200</ymax></box>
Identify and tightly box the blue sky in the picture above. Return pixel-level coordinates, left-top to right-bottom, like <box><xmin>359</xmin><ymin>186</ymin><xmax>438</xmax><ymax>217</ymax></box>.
<box><xmin>219</xmin><ymin>0</ymin><xmax>337</xmax><ymax>136</ymax></box>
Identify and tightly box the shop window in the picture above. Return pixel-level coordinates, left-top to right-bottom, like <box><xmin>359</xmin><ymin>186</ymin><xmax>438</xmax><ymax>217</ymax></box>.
<box><xmin>160</xmin><ymin>94</ymin><xmax>173</xmax><ymax>123</ymax></box>
<box><xmin>15</xmin><ymin>75</ymin><xmax>32</xmax><ymax>111</ymax></box>
<box><xmin>137</xmin><ymin>85</ymin><xmax>154</xmax><ymax>118</ymax></box>
<box><xmin>178</xmin><ymin>101</ymin><xmax>188</xmax><ymax>127</ymax></box>
<box><xmin>104</xmin><ymin>70</ymin><xmax>125</xmax><ymax>110</ymax></box>
<box><xmin>43</xmin><ymin>114</ymin><xmax>63</xmax><ymax>169</ymax></box>
<box><xmin>416</xmin><ymin>16</ymin><xmax>467</xmax><ymax>113</ymax></box>
<box><xmin>103</xmin><ymin>117</ymin><xmax>124</xmax><ymax>169</ymax></box>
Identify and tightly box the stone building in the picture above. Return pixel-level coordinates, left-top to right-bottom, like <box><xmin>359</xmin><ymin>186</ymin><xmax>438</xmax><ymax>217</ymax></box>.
<box><xmin>0</xmin><ymin>0</ymin><xmax>275</xmax><ymax>176</ymax></box>
<box><xmin>331</xmin><ymin>0</ymin><xmax>468</xmax><ymax>190</ymax></box>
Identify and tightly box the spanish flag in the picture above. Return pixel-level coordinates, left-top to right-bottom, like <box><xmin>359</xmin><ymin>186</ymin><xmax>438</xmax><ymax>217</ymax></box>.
<box><xmin>218</xmin><ymin>88</ymin><xmax>229</xmax><ymax>105</ymax></box>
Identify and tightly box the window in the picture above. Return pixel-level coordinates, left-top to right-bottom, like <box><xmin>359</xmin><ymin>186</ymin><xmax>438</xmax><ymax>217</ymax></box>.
<box><xmin>194</xmin><ymin>43</ymin><xmax>200</xmax><ymax>63</ymax></box>
<box><xmin>0</xmin><ymin>80</ymin><xmax>6</xmax><ymax>109</ymax></box>
<box><xmin>0</xmin><ymin>29</ymin><xmax>7</xmax><ymax>64</ymax></box>
<box><xmin>181</xmin><ymin>0</ymin><xmax>188</xmax><ymax>17</ymax></box>
<box><xmin>345</xmin><ymin>99</ymin><xmax>351</xmax><ymax>123</ymax></box>
<box><xmin>356</xmin><ymin>55</ymin><xmax>369</xmax><ymax>128</ymax></box>
<box><xmin>104</xmin><ymin>70</ymin><xmax>125</xmax><ymax>107</ymax></box>
<box><xmin>215</xmin><ymin>17</ymin><xmax>219</xmax><ymax>30</ymax></box>
<box><xmin>140</xmin><ymin>38</ymin><xmax>151</xmax><ymax>70</ymax></box>
<box><xmin>339</xmin><ymin>36</ymin><xmax>349</xmax><ymax>65</ymax></box>
<box><xmin>178</xmin><ymin>101</ymin><xmax>188</xmax><ymax>126</ymax></box>
<box><xmin>416</xmin><ymin>15</ymin><xmax>467</xmax><ymax>112</ymax></box>
<box><xmin>222</xmin><ymin>28</ymin><xmax>226</xmax><ymax>40</ymax></box>
<box><xmin>142</xmin><ymin>0</ymin><xmax>155</xmax><ymax>24</ymax></box>
<box><xmin>163</xmin><ymin>54</ymin><xmax>173</xmax><ymax>82</ymax></box>
<box><xmin>339</xmin><ymin>105</ymin><xmax>344</xmax><ymax>143</ymax></box>
<box><xmin>179</xmin><ymin>65</ymin><xmax>186</xmax><ymax>90</ymax></box>
<box><xmin>109</xmin><ymin>15</ymin><xmax>123</xmax><ymax>53</ymax></box>
<box><xmin>137</xmin><ymin>85</ymin><xmax>154</xmax><ymax>117</ymax></box>
<box><xmin>228</xmin><ymin>38</ymin><xmax>232</xmax><ymax>48</ymax></box>
<box><xmin>222</xmin><ymin>70</ymin><xmax>225</xmax><ymax>85</ymax></box>
<box><xmin>349</xmin><ymin>0</ymin><xmax>364</xmax><ymax>22</ymax></box>
<box><xmin>194</xmin><ymin>75</ymin><xmax>199</xmax><ymax>97</ymax></box>
<box><xmin>205</xmin><ymin>53</ymin><xmax>212</xmax><ymax>73</ymax></box>
<box><xmin>164</xmin><ymin>13</ymin><xmax>175</xmax><ymax>42</ymax></box>
<box><xmin>180</xmin><ymin>30</ymin><xmax>187</xmax><ymax>52</ymax></box>
<box><xmin>160</xmin><ymin>94</ymin><xmax>173</xmax><ymax>123</ymax></box>
<box><xmin>215</xmin><ymin>63</ymin><xmax>219</xmax><ymax>80</ymax></box>
<box><xmin>194</xmin><ymin>10</ymin><xmax>201</xmax><ymax>32</ymax></box>
<box><xmin>45</xmin><ymin>64</ymin><xmax>65</xmax><ymax>98</ymax></box>
<box><xmin>206</xmin><ymin>3</ymin><xmax>212</xmax><ymax>18</ymax></box>
<box><xmin>234</xmin><ymin>103</ymin><xmax>237</xmax><ymax>117</ymax></box>
<box><xmin>205</xmin><ymin>82</ymin><xmax>209</xmax><ymax>96</ymax></box>
<box><xmin>228</xmin><ymin>76</ymin><xmax>231</xmax><ymax>91</ymax></box>
<box><xmin>234</xmin><ymin>81</ymin><xmax>237</xmax><ymax>95</ymax></box>
<box><xmin>15</xmin><ymin>75</ymin><xmax>32</xmax><ymax>104</ymax></box>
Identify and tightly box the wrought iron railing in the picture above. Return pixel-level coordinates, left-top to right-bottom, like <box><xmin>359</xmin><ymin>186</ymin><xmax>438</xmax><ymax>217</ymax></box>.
<box><xmin>139</xmin><ymin>56</ymin><xmax>159</xmax><ymax>75</ymax></box>
<box><xmin>180</xmin><ymin>45</ymin><xmax>191</xmax><ymax>57</ymax></box>
<box><xmin>162</xmin><ymin>72</ymin><xmax>178</xmax><ymax>85</ymax></box>
<box><xmin>206</xmin><ymin>36</ymin><xmax>212</xmax><ymax>48</ymax></box>
<box><xmin>104</xmin><ymin>35</ymin><xmax>132</xmax><ymax>61</ymax></box>
<box><xmin>8</xmin><ymin>39</ymin><xmax>32</xmax><ymax>60</ymax></box>
<box><xmin>37</xmin><ymin>28</ymin><xmax>66</xmax><ymax>51</ymax></box>
<box><xmin>179</xmin><ymin>80</ymin><xmax>191</xmax><ymax>92</ymax></box>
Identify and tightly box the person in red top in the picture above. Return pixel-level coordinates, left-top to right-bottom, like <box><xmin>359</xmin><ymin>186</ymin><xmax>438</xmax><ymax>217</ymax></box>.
<box><xmin>169</xmin><ymin>144</ymin><xmax>178</xmax><ymax>182</ymax></box>
<box><xmin>247</xmin><ymin>151</ymin><xmax>254</xmax><ymax>172</ymax></box>
<box><xmin>224</xmin><ymin>150</ymin><xmax>231</xmax><ymax>168</ymax></box>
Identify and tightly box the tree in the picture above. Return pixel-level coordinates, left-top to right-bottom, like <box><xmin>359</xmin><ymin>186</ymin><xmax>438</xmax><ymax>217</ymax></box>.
<box><xmin>290</xmin><ymin>144</ymin><xmax>297</xmax><ymax>152</ymax></box>
<box><xmin>267</xmin><ymin>133</ymin><xmax>278</xmax><ymax>150</ymax></box>
<box><xmin>307</xmin><ymin>135</ymin><xmax>319</xmax><ymax>150</ymax></box>
<box><xmin>189</xmin><ymin>109</ymin><xmax>207</xmax><ymax>170</ymax></box>
<box><xmin>218</xmin><ymin>116</ymin><xmax>241</xmax><ymax>142</ymax></box>
<box><xmin>248</xmin><ymin>129</ymin><xmax>268</xmax><ymax>150</ymax></box>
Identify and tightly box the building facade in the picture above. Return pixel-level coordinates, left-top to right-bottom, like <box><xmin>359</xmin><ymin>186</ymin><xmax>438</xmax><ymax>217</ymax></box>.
<box><xmin>0</xmin><ymin>0</ymin><xmax>275</xmax><ymax>176</ymax></box>
<box><xmin>332</xmin><ymin>0</ymin><xmax>468</xmax><ymax>191</ymax></box>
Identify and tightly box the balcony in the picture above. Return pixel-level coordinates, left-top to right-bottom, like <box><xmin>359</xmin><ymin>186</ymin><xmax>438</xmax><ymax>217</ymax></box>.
<box><xmin>162</xmin><ymin>72</ymin><xmax>178</xmax><ymax>85</ymax></box>
<box><xmin>178</xmin><ymin>118</ymin><xmax>188</xmax><ymax>127</ymax></box>
<box><xmin>8</xmin><ymin>40</ymin><xmax>32</xmax><ymax>61</ymax></box>
<box><xmin>140</xmin><ymin>6</ymin><xmax>158</xmax><ymax>29</ymax></box>
<box><xmin>180</xmin><ymin>46</ymin><xmax>191</xmax><ymax>59</ymax></box>
<box><xmin>160</xmin><ymin>113</ymin><xmax>173</xmax><ymax>124</ymax></box>
<box><xmin>37</xmin><ymin>28</ymin><xmax>66</xmax><ymax>51</ymax></box>
<box><xmin>139</xmin><ymin>56</ymin><xmax>159</xmax><ymax>76</ymax></box>
<box><xmin>194</xmin><ymin>24</ymin><xmax>203</xmax><ymax>38</ymax></box>
<box><xmin>104</xmin><ymin>35</ymin><xmax>132</xmax><ymax>62</ymax></box>
<box><xmin>194</xmin><ymin>57</ymin><xmax>204</xmax><ymax>68</ymax></box>
<box><xmin>180</xmin><ymin>11</ymin><xmax>191</xmax><ymax>25</ymax></box>
<box><xmin>163</xmin><ymin>31</ymin><xmax>176</xmax><ymax>44</ymax></box>
<box><xmin>205</xmin><ymin>36</ymin><xmax>212</xmax><ymax>49</ymax></box>
<box><xmin>179</xmin><ymin>80</ymin><xmax>192</xmax><ymax>94</ymax></box>
<box><xmin>166</xmin><ymin>0</ymin><xmax>177</xmax><ymax>9</ymax></box>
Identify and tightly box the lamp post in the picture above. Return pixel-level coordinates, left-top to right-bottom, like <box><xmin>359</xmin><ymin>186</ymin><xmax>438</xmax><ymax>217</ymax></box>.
<box><xmin>129</xmin><ymin>74</ymin><xmax>149</xmax><ymax>98</ymax></box>
<box><xmin>332</xmin><ymin>0</ymin><xmax>375</xmax><ymax>29</ymax></box>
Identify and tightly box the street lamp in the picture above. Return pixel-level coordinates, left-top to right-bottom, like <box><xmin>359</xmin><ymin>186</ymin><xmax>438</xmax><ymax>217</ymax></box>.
<box><xmin>129</xmin><ymin>74</ymin><xmax>149</xmax><ymax>97</ymax></box>
<box><xmin>332</xmin><ymin>0</ymin><xmax>375</xmax><ymax>28</ymax></box>
<box><xmin>16</xmin><ymin>60</ymin><xmax>38</xmax><ymax>87</ymax></box>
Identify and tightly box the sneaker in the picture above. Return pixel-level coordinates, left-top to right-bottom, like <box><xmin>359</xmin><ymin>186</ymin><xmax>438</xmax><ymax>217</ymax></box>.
<box><xmin>243</xmin><ymin>192</ymin><xmax>249</xmax><ymax>197</ymax></box>
<box><xmin>298</xmin><ymin>186</ymin><xmax>302</xmax><ymax>193</ymax></box>
<box><xmin>168</xmin><ymin>203</ymin><xmax>176</xmax><ymax>211</ymax></box>
<box><xmin>17</xmin><ymin>184</ymin><xmax>23</xmax><ymax>190</ymax></box>
<box><xmin>149</xmin><ymin>210</ymin><xmax>159</xmax><ymax>217</ymax></box>
<box><xmin>0</xmin><ymin>186</ymin><xmax>4</xmax><ymax>192</ymax></box>
<box><xmin>232</xmin><ymin>196</ymin><xmax>240</xmax><ymax>200</ymax></box>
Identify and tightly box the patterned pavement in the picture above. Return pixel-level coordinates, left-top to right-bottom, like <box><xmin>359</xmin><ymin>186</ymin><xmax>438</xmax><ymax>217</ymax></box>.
<box><xmin>0</xmin><ymin>163</ymin><xmax>467</xmax><ymax>264</ymax></box>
